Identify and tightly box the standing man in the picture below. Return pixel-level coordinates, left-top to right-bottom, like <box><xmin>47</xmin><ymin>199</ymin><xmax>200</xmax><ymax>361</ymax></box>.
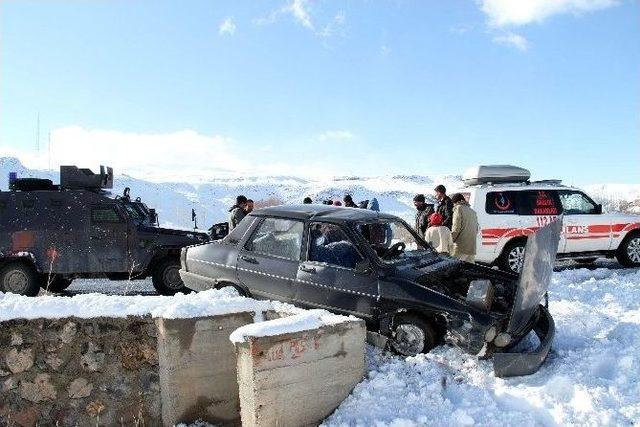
<box><xmin>450</xmin><ymin>193</ymin><xmax>479</xmax><ymax>263</ymax></box>
<box><xmin>413</xmin><ymin>194</ymin><xmax>435</xmax><ymax>238</ymax></box>
<box><xmin>246</xmin><ymin>199</ymin><xmax>255</xmax><ymax>214</ymax></box>
<box><xmin>434</xmin><ymin>185</ymin><xmax>454</xmax><ymax>229</ymax></box>
<box><xmin>229</xmin><ymin>195</ymin><xmax>248</xmax><ymax>230</ymax></box>
<box><xmin>343</xmin><ymin>195</ymin><xmax>358</xmax><ymax>208</ymax></box>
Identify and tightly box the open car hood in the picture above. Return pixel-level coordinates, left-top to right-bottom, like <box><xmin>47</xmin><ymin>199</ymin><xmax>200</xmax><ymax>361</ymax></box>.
<box><xmin>506</xmin><ymin>216</ymin><xmax>562</xmax><ymax>335</ymax></box>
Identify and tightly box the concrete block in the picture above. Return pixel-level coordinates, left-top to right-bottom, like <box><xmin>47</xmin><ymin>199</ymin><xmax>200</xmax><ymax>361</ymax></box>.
<box><xmin>235</xmin><ymin>318</ymin><xmax>366</xmax><ymax>427</ymax></box>
<box><xmin>156</xmin><ymin>312</ymin><xmax>255</xmax><ymax>426</ymax></box>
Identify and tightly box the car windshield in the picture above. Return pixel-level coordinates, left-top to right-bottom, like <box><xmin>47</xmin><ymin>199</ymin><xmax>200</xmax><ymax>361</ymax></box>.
<box><xmin>355</xmin><ymin>219</ymin><xmax>433</xmax><ymax>263</ymax></box>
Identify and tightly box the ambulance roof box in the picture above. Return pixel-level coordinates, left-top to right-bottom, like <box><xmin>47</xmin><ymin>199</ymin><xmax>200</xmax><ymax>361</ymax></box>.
<box><xmin>462</xmin><ymin>165</ymin><xmax>531</xmax><ymax>186</ymax></box>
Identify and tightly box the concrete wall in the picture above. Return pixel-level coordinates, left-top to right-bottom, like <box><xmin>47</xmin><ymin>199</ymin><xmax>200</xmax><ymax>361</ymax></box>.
<box><xmin>156</xmin><ymin>312</ymin><xmax>254</xmax><ymax>427</ymax></box>
<box><xmin>235</xmin><ymin>319</ymin><xmax>366</xmax><ymax>427</ymax></box>
<box><xmin>0</xmin><ymin>317</ymin><xmax>161</xmax><ymax>427</ymax></box>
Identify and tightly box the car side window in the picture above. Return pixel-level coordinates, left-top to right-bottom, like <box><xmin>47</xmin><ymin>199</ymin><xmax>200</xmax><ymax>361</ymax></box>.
<box><xmin>517</xmin><ymin>190</ymin><xmax>561</xmax><ymax>216</ymax></box>
<box><xmin>557</xmin><ymin>190</ymin><xmax>598</xmax><ymax>215</ymax></box>
<box><xmin>485</xmin><ymin>191</ymin><xmax>518</xmax><ymax>214</ymax></box>
<box><xmin>308</xmin><ymin>222</ymin><xmax>364</xmax><ymax>269</ymax></box>
<box><xmin>246</xmin><ymin>217</ymin><xmax>304</xmax><ymax>260</ymax></box>
<box><xmin>91</xmin><ymin>206</ymin><xmax>122</xmax><ymax>223</ymax></box>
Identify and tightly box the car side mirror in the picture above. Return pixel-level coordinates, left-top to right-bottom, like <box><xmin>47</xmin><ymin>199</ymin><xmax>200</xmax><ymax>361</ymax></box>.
<box><xmin>355</xmin><ymin>259</ymin><xmax>371</xmax><ymax>274</ymax></box>
<box><xmin>595</xmin><ymin>204</ymin><xmax>602</xmax><ymax>214</ymax></box>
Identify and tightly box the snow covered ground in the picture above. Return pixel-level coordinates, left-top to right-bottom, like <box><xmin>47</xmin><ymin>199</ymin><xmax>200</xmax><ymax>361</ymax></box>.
<box><xmin>1</xmin><ymin>266</ymin><xmax>639</xmax><ymax>425</ymax></box>
<box><xmin>324</xmin><ymin>266</ymin><xmax>640</xmax><ymax>426</ymax></box>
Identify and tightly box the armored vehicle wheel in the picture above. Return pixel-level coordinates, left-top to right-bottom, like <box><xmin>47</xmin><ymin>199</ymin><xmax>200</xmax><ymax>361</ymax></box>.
<box><xmin>152</xmin><ymin>258</ymin><xmax>190</xmax><ymax>296</ymax></box>
<box><xmin>0</xmin><ymin>263</ymin><xmax>41</xmax><ymax>296</ymax></box>
<box><xmin>42</xmin><ymin>276</ymin><xmax>73</xmax><ymax>293</ymax></box>
<box><xmin>390</xmin><ymin>315</ymin><xmax>437</xmax><ymax>357</ymax></box>
<box><xmin>616</xmin><ymin>233</ymin><xmax>640</xmax><ymax>268</ymax></box>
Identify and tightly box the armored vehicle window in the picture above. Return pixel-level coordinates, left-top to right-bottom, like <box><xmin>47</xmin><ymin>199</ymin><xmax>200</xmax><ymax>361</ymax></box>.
<box><xmin>517</xmin><ymin>190</ymin><xmax>561</xmax><ymax>216</ymax></box>
<box><xmin>91</xmin><ymin>206</ymin><xmax>122</xmax><ymax>223</ymax></box>
<box><xmin>485</xmin><ymin>191</ymin><xmax>518</xmax><ymax>215</ymax></box>
<box><xmin>557</xmin><ymin>190</ymin><xmax>598</xmax><ymax>215</ymax></box>
<box><xmin>246</xmin><ymin>217</ymin><xmax>304</xmax><ymax>260</ymax></box>
<box><xmin>308</xmin><ymin>222</ymin><xmax>363</xmax><ymax>269</ymax></box>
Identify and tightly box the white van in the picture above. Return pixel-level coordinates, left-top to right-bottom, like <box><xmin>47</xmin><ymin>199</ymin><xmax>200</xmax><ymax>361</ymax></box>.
<box><xmin>460</xmin><ymin>166</ymin><xmax>640</xmax><ymax>273</ymax></box>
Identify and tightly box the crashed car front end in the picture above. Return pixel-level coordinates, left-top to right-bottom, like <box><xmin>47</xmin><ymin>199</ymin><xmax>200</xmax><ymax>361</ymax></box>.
<box><xmin>377</xmin><ymin>218</ymin><xmax>561</xmax><ymax>378</ymax></box>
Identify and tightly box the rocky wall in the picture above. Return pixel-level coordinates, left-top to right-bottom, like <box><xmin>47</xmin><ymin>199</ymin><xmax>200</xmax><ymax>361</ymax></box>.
<box><xmin>0</xmin><ymin>317</ymin><xmax>161</xmax><ymax>427</ymax></box>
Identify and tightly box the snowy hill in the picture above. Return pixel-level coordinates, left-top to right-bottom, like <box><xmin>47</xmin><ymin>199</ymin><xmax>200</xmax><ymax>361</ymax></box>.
<box><xmin>1</xmin><ymin>157</ymin><xmax>639</xmax><ymax>228</ymax></box>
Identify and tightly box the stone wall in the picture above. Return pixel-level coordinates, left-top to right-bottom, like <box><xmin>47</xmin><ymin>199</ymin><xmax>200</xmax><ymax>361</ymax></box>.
<box><xmin>0</xmin><ymin>317</ymin><xmax>161</xmax><ymax>427</ymax></box>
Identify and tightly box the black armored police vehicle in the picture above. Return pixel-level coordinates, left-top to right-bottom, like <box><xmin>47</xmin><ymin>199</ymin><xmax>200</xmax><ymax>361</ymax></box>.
<box><xmin>0</xmin><ymin>165</ymin><xmax>210</xmax><ymax>296</ymax></box>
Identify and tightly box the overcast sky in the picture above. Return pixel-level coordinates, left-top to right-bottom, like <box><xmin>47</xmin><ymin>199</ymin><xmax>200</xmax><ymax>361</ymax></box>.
<box><xmin>1</xmin><ymin>0</ymin><xmax>638</xmax><ymax>183</ymax></box>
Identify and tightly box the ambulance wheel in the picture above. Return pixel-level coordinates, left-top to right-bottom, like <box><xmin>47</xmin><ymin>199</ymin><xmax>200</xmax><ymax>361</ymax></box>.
<box><xmin>616</xmin><ymin>233</ymin><xmax>640</xmax><ymax>268</ymax></box>
<box><xmin>152</xmin><ymin>258</ymin><xmax>190</xmax><ymax>296</ymax></box>
<box><xmin>498</xmin><ymin>240</ymin><xmax>526</xmax><ymax>274</ymax></box>
<box><xmin>0</xmin><ymin>262</ymin><xmax>41</xmax><ymax>297</ymax></box>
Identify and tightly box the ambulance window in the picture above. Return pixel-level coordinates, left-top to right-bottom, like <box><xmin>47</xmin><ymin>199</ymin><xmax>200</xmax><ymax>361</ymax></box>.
<box><xmin>557</xmin><ymin>190</ymin><xmax>598</xmax><ymax>215</ymax></box>
<box><xmin>485</xmin><ymin>192</ymin><xmax>518</xmax><ymax>214</ymax></box>
<box><xmin>517</xmin><ymin>190</ymin><xmax>561</xmax><ymax>216</ymax></box>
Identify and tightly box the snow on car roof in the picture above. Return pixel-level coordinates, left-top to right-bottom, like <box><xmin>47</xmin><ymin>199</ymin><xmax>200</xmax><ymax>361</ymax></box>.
<box><xmin>250</xmin><ymin>204</ymin><xmax>398</xmax><ymax>222</ymax></box>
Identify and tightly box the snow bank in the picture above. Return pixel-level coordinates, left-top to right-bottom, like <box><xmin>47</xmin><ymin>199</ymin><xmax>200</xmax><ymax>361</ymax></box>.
<box><xmin>0</xmin><ymin>288</ymin><xmax>275</xmax><ymax>321</ymax></box>
<box><xmin>229</xmin><ymin>309</ymin><xmax>353</xmax><ymax>343</ymax></box>
<box><xmin>324</xmin><ymin>267</ymin><xmax>640</xmax><ymax>426</ymax></box>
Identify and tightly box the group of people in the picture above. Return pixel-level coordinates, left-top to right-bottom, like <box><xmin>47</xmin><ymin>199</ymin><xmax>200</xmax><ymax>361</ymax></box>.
<box><xmin>413</xmin><ymin>185</ymin><xmax>479</xmax><ymax>262</ymax></box>
<box><xmin>228</xmin><ymin>187</ymin><xmax>478</xmax><ymax>263</ymax></box>
<box><xmin>303</xmin><ymin>195</ymin><xmax>380</xmax><ymax>211</ymax></box>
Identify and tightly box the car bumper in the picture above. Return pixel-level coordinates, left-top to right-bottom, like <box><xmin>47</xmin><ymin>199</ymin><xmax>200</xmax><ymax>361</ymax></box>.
<box><xmin>492</xmin><ymin>305</ymin><xmax>555</xmax><ymax>378</ymax></box>
<box><xmin>179</xmin><ymin>270</ymin><xmax>217</xmax><ymax>292</ymax></box>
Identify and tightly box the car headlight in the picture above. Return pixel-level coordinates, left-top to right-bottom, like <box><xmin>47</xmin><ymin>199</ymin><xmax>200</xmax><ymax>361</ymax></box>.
<box><xmin>484</xmin><ymin>326</ymin><xmax>497</xmax><ymax>342</ymax></box>
<box><xmin>494</xmin><ymin>333</ymin><xmax>512</xmax><ymax>347</ymax></box>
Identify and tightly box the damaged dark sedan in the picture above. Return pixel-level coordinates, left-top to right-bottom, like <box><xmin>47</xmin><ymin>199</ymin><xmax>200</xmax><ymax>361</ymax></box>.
<box><xmin>179</xmin><ymin>205</ymin><xmax>561</xmax><ymax>377</ymax></box>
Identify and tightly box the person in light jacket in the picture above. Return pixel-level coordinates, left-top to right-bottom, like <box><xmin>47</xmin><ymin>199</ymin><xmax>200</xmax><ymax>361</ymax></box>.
<box><xmin>450</xmin><ymin>193</ymin><xmax>479</xmax><ymax>263</ymax></box>
<box><xmin>424</xmin><ymin>213</ymin><xmax>453</xmax><ymax>255</ymax></box>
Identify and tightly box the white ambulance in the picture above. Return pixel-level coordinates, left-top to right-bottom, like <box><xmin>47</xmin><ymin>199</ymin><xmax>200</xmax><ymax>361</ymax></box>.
<box><xmin>461</xmin><ymin>165</ymin><xmax>640</xmax><ymax>274</ymax></box>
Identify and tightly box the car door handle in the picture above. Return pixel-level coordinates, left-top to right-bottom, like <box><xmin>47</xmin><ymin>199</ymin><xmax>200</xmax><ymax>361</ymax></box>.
<box><xmin>240</xmin><ymin>255</ymin><xmax>258</xmax><ymax>264</ymax></box>
<box><xmin>299</xmin><ymin>265</ymin><xmax>316</xmax><ymax>273</ymax></box>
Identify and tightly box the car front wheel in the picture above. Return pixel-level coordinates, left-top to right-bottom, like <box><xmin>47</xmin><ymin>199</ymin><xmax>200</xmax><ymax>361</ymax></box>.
<box><xmin>616</xmin><ymin>233</ymin><xmax>640</xmax><ymax>268</ymax></box>
<box><xmin>389</xmin><ymin>315</ymin><xmax>437</xmax><ymax>357</ymax></box>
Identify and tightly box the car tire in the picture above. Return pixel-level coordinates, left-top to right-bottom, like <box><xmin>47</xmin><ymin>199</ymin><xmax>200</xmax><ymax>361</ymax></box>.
<box><xmin>0</xmin><ymin>263</ymin><xmax>41</xmax><ymax>297</ymax></box>
<box><xmin>498</xmin><ymin>240</ymin><xmax>526</xmax><ymax>274</ymax></box>
<box><xmin>616</xmin><ymin>233</ymin><xmax>640</xmax><ymax>268</ymax></box>
<box><xmin>152</xmin><ymin>258</ymin><xmax>190</xmax><ymax>296</ymax></box>
<box><xmin>389</xmin><ymin>315</ymin><xmax>437</xmax><ymax>357</ymax></box>
<box><xmin>42</xmin><ymin>276</ymin><xmax>73</xmax><ymax>293</ymax></box>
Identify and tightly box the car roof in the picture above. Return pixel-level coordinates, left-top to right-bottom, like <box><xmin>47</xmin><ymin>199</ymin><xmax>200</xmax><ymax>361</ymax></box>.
<box><xmin>249</xmin><ymin>204</ymin><xmax>399</xmax><ymax>222</ymax></box>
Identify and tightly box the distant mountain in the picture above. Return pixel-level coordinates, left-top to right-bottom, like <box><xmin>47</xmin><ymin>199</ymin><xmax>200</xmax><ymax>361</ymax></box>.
<box><xmin>1</xmin><ymin>157</ymin><xmax>638</xmax><ymax>228</ymax></box>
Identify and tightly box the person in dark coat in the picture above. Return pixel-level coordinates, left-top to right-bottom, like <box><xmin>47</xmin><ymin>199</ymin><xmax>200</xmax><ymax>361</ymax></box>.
<box><xmin>413</xmin><ymin>194</ymin><xmax>435</xmax><ymax>238</ymax></box>
<box><xmin>228</xmin><ymin>195</ymin><xmax>248</xmax><ymax>230</ymax></box>
<box><xmin>343</xmin><ymin>195</ymin><xmax>358</xmax><ymax>208</ymax></box>
<box><xmin>303</xmin><ymin>197</ymin><xmax>313</xmax><ymax>204</ymax></box>
<box><xmin>434</xmin><ymin>185</ymin><xmax>454</xmax><ymax>229</ymax></box>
